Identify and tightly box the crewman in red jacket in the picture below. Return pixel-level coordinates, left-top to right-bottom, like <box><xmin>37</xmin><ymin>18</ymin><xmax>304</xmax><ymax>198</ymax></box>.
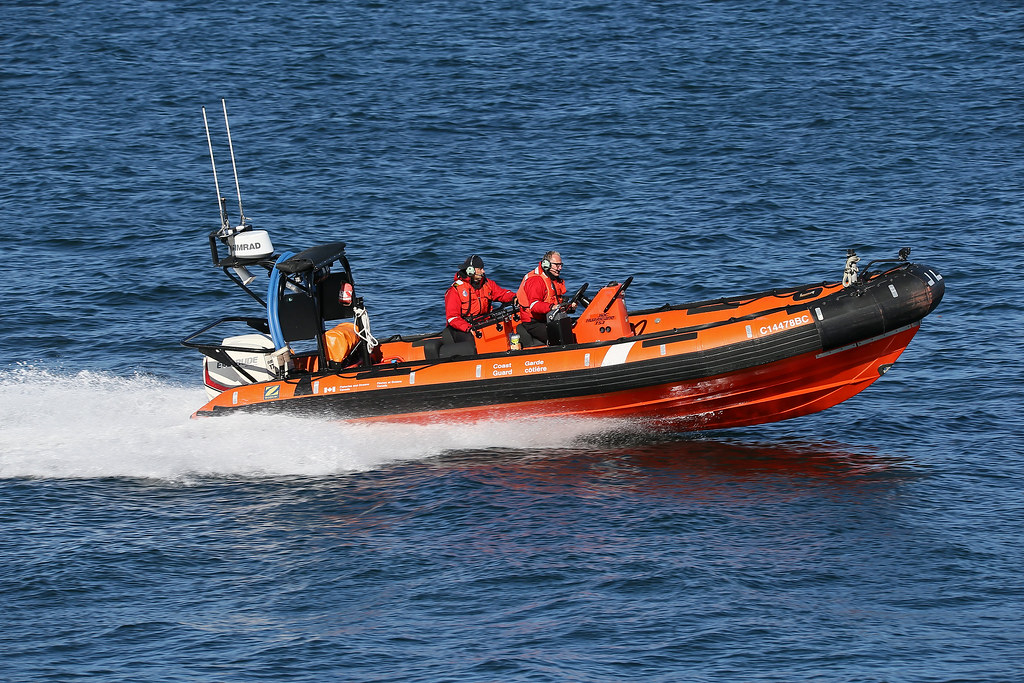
<box><xmin>444</xmin><ymin>255</ymin><xmax>516</xmax><ymax>347</ymax></box>
<box><xmin>516</xmin><ymin>250</ymin><xmax>569</xmax><ymax>345</ymax></box>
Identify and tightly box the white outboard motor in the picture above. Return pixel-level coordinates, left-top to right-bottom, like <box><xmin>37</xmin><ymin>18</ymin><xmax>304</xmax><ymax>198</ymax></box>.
<box><xmin>203</xmin><ymin>333</ymin><xmax>286</xmax><ymax>400</ymax></box>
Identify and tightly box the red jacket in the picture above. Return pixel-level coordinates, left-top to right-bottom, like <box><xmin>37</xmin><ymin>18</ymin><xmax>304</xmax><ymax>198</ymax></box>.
<box><xmin>516</xmin><ymin>264</ymin><xmax>567</xmax><ymax>323</ymax></box>
<box><xmin>445</xmin><ymin>273</ymin><xmax>516</xmax><ymax>332</ymax></box>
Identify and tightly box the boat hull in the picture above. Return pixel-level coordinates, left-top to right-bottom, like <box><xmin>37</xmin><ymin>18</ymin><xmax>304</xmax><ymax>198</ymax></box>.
<box><xmin>192</xmin><ymin>262</ymin><xmax>943</xmax><ymax>431</ymax></box>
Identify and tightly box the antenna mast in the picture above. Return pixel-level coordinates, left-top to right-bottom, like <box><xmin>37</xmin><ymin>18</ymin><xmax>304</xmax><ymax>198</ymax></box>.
<box><xmin>202</xmin><ymin>106</ymin><xmax>229</xmax><ymax>233</ymax></box>
<box><xmin>222</xmin><ymin>99</ymin><xmax>246</xmax><ymax>228</ymax></box>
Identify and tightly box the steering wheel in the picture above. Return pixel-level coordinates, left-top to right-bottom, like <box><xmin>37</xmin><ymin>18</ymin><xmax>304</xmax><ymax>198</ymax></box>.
<box><xmin>566</xmin><ymin>283</ymin><xmax>590</xmax><ymax>310</ymax></box>
<box><xmin>547</xmin><ymin>283</ymin><xmax>590</xmax><ymax>322</ymax></box>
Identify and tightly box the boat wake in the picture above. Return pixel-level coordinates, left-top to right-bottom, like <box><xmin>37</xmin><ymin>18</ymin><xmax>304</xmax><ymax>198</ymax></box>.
<box><xmin>0</xmin><ymin>367</ymin><xmax>630</xmax><ymax>481</ymax></box>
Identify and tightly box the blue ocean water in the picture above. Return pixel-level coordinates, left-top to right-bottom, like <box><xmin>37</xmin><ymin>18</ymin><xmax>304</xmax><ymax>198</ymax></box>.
<box><xmin>2</xmin><ymin>0</ymin><xmax>1023</xmax><ymax>680</ymax></box>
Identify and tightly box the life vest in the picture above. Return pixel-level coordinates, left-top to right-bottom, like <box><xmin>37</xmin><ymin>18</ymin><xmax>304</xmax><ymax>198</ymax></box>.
<box><xmin>450</xmin><ymin>276</ymin><xmax>500</xmax><ymax>320</ymax></box>
<box><xmin>516</xmin><ymin>265</ymin><xmax>566</xmax><ymax>321</ymax></box>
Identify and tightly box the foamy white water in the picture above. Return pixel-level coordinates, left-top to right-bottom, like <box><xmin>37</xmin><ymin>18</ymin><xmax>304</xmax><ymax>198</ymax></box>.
<box><xmin>0</xmin><ymin>368</ymin><xmax>622</xmax><ymax>480</ymax></box>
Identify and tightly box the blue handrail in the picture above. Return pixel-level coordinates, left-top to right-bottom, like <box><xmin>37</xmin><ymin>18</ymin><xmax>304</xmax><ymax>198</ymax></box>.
<box><xmin>267</xmin><ymin>251</ymin><xmax>295</xmax><ymax>350</ymax></box>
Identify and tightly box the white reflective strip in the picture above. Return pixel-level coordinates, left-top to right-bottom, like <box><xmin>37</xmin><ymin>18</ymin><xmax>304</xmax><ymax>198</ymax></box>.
<box><xmin>584</xmin><ymin>353</ymin><xmax>591</xmax><ymax>367</ymax></box>
<box><xmin>475</xmin><ymin>364</ymin><xmax>482</xmax><ymax>378</ymax></box>
<box><xmin>815</xmin><ymin>307</ymin><xmax>823</xmax><ymax>321</ymax></box>
<box><xmin>889</xmin><ymin>284</ymin><xmax>899</xmax><ymax>298</ymax></box>
<box><xmin>601</xmin><ymin>341</ymin><xmax>635</xmax><ymax>367</ymax></box>
<box><xmin>232</xmin><ymin>391</ymin><xmax>238</xmax><ymax>405</ymax></box>
<box><xmin>660</xmin><ymin>344</ymin><xmax>666</xmax><ymax>356</ymax></box>
<box><xmin>313</xmin><ymin>380</ymin><xmax>320</xmax><ymax>394</ymax></box>
<box><xmin>410</xmin><ymin>372</ymin><xmax>416</xmax><ymax>385</ymax></box>
<box><xmin>745</xmin><ymin>325</ymin><xmax>752</xmax><ymax>339</ymax></box>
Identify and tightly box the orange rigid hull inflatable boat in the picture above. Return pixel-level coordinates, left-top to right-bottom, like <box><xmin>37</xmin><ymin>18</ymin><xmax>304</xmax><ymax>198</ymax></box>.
<box><xmin>184</xmin><ymin>105</ymin><xmax>943</xmax><ymax>429</ymax></box>
<box><xmin>183</xmin><ymin>240</ymin><xmax>944</xmax><ymax>429</ymax></box>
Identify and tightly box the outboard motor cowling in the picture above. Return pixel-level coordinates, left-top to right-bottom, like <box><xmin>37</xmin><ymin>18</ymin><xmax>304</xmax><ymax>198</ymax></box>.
<box><xmin>202</xmin><ymin>333</ymin><xmax>281</xmax><ymax>400</ymax></box>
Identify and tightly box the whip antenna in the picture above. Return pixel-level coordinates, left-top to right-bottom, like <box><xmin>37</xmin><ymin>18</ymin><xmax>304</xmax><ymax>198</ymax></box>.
<box><xmin>202</xmin><ymin>106</ymin><xmax>229</xmax><ymax>233</ymax></box>
<box><xmin>221</xmin><ymin>99</ymin><xmax>246</xmax><ymax>227</ymax></box>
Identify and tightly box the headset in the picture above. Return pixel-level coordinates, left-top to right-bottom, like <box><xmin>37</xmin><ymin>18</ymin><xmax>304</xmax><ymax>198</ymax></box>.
<box><xmin>541</xmin><ymin>251</ymin><xmax>559</xmax><ymax>274</ymax></box>
<box><xmin>465</xmin><ymin>254</ymin><xmax>479</xmax><ymax>276</ymax></box>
